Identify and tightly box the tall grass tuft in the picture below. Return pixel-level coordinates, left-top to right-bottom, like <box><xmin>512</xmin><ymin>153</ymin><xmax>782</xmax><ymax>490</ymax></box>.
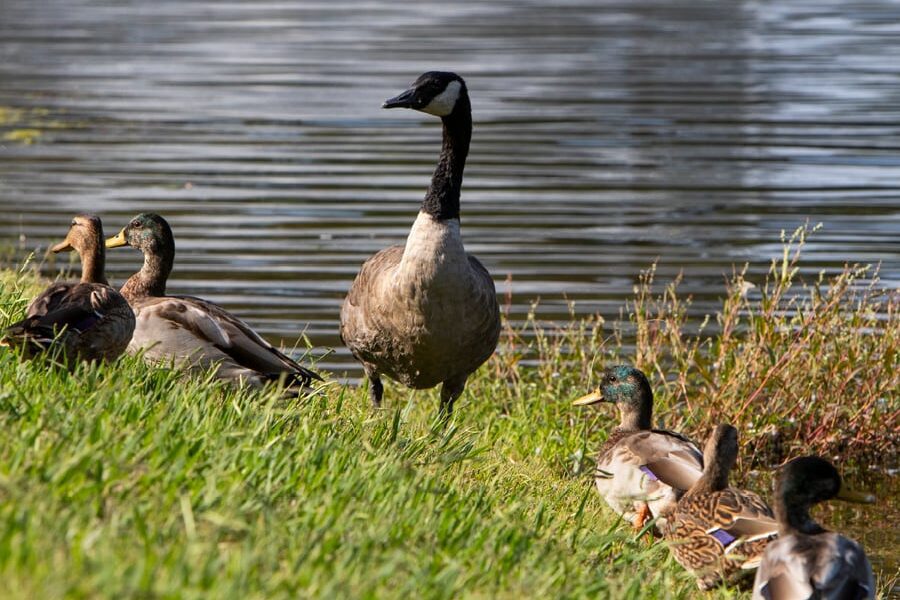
<box><xmin>497</xmin><ymin>224</ymin><xmax>898</xmax><ymax>471</ymax></box>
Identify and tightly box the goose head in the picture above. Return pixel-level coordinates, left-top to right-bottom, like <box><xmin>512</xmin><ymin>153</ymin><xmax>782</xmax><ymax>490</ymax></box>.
<box><xmin>573</xmin><ymin>365</ymin><xmax>654</xmax><ymax>430</ymax></box>
<box><xmin>383</xmin><ymin>71</ymin><xmax>468</xmax><ymax>118</ymax></box>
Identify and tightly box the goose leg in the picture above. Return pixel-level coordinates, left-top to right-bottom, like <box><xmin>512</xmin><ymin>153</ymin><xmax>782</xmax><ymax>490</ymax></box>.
<box><xmin>366</xmin><ymin>369</ymin><xmax>383</xmax><ymax>408</ymax></box>
<box><xmin>439</xmin><ymin>374</ymin><xmax>467</xmax><ymax>417</ymax></box>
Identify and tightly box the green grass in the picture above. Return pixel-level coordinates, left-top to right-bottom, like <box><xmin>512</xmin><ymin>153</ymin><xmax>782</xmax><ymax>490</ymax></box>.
<box><xmin>0</xmin><ymin>227</ymin><xmax>897</xmax><ymax>598</ymax></box>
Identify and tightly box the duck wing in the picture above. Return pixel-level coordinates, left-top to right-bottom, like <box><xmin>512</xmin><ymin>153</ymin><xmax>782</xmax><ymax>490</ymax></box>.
<box><xmin>135</xmin><ymin>295</ymin><xmax>320</xmax><ymax>386</ymax></box>
<box><xmin>4</xmin><ymin>283</ymin><xmax>134</xmax><ymax>361</ymax></box>
<box><xmin>621</xmin><ymin>430</ymin><xmax>705</xmax><ymax>492</ymax></box>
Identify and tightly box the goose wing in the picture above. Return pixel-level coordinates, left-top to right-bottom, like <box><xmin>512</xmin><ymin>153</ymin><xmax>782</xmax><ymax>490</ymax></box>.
<box><xmin>339</xmin><ymin>245</ymin><xmax>404</xmax><ymax>351</ymax></box>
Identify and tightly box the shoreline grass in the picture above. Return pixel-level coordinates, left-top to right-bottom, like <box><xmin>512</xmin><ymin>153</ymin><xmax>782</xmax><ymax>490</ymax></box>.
<box><xmin>0</xmin><ymin>226</ymin><xmax>897</xmax><ymax>598</ymax></box>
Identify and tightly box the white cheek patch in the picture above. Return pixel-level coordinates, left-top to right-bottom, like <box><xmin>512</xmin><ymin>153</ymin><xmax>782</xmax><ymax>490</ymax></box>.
<box><xmin>420</xmin><ymin>80</ymin><xmax>461</xmax><ymax>117</ymax></box>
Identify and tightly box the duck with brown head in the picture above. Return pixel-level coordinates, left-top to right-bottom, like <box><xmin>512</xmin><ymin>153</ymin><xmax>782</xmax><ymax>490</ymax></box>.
<box><xmin>573</xmin><ymin>365</ymin><xmax>704</xmax><ymax>534</ymax></box>
<box><xmin>105</xmin><ymin>212</ymin><xmax>320</xmax><ymax>393</ymax></box>
<box><xmin>340</xmin><ymin>71</ymin><xmax>500</xmax><ymax>418</ymax></box>
<box><xmin>664</xmin><ymin>424</ymin><xmax>779</xmax><ymax>591</ymax></box>
<box><xmin>2</xmin><ymin>214</ymin><xmax>135</xmax><ymax>364</ymax></box>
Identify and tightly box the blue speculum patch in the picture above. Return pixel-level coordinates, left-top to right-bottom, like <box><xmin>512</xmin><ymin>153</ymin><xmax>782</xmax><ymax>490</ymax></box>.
<box><xmin>710</xmin><ymin>529</ymin><xmax>736</xmax><ymax>547</ymax></box>
<box><xmin>639</xmin><ymin>465</ymin><xmax>658</xmax><ymax>481</ymax></box>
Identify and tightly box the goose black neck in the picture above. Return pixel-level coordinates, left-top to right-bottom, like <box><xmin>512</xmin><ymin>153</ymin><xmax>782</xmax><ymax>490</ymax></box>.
<box><xmin>421</xmin><ymin>96</ymin><xmax>471</xmax><ymax>221</ymax></box>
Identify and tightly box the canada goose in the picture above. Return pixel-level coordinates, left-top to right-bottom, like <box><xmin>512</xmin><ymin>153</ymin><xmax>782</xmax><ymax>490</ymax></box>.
<box><xmin>2</xmin><ymin>214</ymin><xmax>135</xmax><ymax>364</ymax></box>
<box><xmin>340</xmin><ymin>71</ymin><xmax>500</xmax><ymax>415</ymax></box>
<box><xmin>664</xmin><ymin>424</ymin><xmax>779</xmax><ymax>590</ymax></box>
<box><xmin>573</xmin><ymin>365</ymin><xmax>704</xmax><ymax>533</ymax></box>
<box><xmin>752</xmin><ymin>456</ymin><xmax>875</xmax><ymax>600</ymax></box>
<box><xmin>105</xmin><ymin>212</ymin><xmax>321</xmax><ymax>391</ymax></box>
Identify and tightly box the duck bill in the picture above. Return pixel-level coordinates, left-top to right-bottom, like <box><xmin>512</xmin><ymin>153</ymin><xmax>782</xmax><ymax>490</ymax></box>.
<box><xmin>572</xmin><ymin>389</ymin><xmax>604</xmax><ymax>406</ymax></box>
<box><xmin>836</xmin><ymin>488</ymin><xmax>876</xmax><ymax>504</ymax></box>
<box><xmin>382</xmin><ymin>88</ymin><xmax>416</xmax><ymax>109</ymax></box>
<box><xmin>50</xmin><ymin>238</ymin><xmax>74</xmax><ymax>253</ymax></box>
<box><xmin>105</xmin><ymin>230</ymin><xmax>128</xmax><ymax>249</ymax></box>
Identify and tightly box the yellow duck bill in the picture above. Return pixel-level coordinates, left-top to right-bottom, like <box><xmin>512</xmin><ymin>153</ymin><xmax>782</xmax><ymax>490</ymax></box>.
<box><xmin>572</xmin><ymin>389</ymin><xmax>604</xmax><ymax>406</ymax></box>
<box><xmin>105</xmin><ymin>230</ymin><xmax>128</xmax><ymax>248</ymax></box>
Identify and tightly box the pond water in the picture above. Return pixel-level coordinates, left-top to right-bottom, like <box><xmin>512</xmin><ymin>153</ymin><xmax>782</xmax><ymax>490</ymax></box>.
<box><xmin>0</xmin><ymin>0</ymin><xmax>898</xmax><ymax>585</ymax></box>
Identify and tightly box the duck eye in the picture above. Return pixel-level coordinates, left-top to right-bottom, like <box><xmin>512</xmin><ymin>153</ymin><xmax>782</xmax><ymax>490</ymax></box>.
<box><xmin>130</xmin><ymin>220</ymin><xmax>142</xmax><ymax>229</ymax></box>
<box><xmin>607</xmin><ymin>374</ymin><xmax>617</xmax><ymax>383</ymax></box>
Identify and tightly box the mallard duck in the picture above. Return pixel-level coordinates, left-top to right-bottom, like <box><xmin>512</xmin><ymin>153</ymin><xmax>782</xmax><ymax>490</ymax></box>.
<box><xmin>2</xmin><ymin>214</ymin><xmax>135</xmax><ymax>363</ymax></box>
<box><xmin>664</xmin><ymin>424</ymin><xmax>779</xmax><ymax>590</ymax></box>
<box><xmin>573</xmin><ymin>365</ymin><xmax>704</xmax><ymax>533</ymax></box>
<box><xmin>340</xmin><ymin>71</ymin><xmax>500</xmax><ymax>416</ymax></box>
<box><xmin>752</xmin><ymin>456</ymin><xmax>875</xmax><ymax>599</ymax></box>
<box><xmin>105</xmin><ymin>212</ymin><xmax>321</xmax><ymax>391</ymax></box>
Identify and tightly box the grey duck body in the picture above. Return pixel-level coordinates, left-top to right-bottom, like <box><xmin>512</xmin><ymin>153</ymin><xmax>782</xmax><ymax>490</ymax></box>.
<box><xmin>752</xmin><ymin>456</ymin><xmax>875</xmax><ymax>600</ymax></box>
<box><xmin>106</xmin><ymin>212</ymin><xmax>320</xmax><ymax>391</ymax></box>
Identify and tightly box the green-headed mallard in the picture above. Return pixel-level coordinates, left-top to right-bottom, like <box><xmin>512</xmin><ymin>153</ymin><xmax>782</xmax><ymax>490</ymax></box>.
<box><xmin>752</xmin><ymin>456</ymin><xmax>875</xmax><ymax>599</ymax></box>
<box><xmin>105</xmin><ymin>212</ymin><xmax>320</xmax><ymax>392</ymax></box>
<box><xmin>2</xmin><ymin>214</ymin><xmax>135</xmax><ymax>364</ymax></box>
<box><xmin>340</xmin><ymin>71</ymin><xmax>500</xmax><ymax>416</ymax></box>
<box><xmin>573</xmin><ymin>365</ymin><xmax>704</xmax><ymax>533</ymax></box>
<box><xmin>664</xmin><ymin>423</ymin><xmax>779</xmax><ymax>590</ymax></box>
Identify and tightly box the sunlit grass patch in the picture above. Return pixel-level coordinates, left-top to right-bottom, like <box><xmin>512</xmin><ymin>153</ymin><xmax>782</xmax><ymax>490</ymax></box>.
<box><xmin>0</xmin><ymin>225</ymin><xmax>896</xmax><ymax>598</ymax></box>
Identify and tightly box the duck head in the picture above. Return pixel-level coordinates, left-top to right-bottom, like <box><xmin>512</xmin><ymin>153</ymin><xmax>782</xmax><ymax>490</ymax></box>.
<box><xmin>775</xmin><ymin>456</ymin><xmax>874</xmax><ymax>534</ymax></box>
<box><xmin>701</xmin><ymin>423</ymin><xmax>739</xmax><ymax>492</ymax></box>
<box><xmin>51</xmin><ymin>214</ymin><xmax>107</xmax><ymax>284</ymax></box>
<box><xmin>51</xmin><ymin>213</ymin><xmax>104</xmax><ymax>256</ymax></box>
<box><xmin>573</xmin><ymin>365</ymin><xmax>654</xmax><ymax>431</ymax></box>
<box><xmin>105</xmin><ymin>212</ymin><xmax>174</xmax><ymax>255</ymax></box>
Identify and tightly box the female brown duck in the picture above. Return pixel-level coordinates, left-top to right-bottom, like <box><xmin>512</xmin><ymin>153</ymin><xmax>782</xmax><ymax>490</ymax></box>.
<box><xmin>664</xmin><ymin>424</ymin><xmax>779</xmax><ymax>590</ymax></box>
<box><xmin>105</xmin><ymin>212</ymin><xmax>320</xmax><ymax>391</ymax></box>
<box><xmin>2</xmin><ymin>214</ymin><xmax>135</xmax><ymax>363</ymax></box>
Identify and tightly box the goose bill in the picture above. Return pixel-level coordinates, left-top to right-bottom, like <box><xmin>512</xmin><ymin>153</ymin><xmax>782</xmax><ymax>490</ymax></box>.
<box><xmin>382</xmin><ymin>88</ymin><xmax>416</xmax><ymax>109</ymax></box>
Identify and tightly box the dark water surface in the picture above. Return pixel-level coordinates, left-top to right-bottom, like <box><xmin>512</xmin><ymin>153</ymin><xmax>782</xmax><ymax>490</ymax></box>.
<box><xmin>0</xmin><ymin>0</ymin><xmax>899</xmax><ymax>585</ymax></box>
